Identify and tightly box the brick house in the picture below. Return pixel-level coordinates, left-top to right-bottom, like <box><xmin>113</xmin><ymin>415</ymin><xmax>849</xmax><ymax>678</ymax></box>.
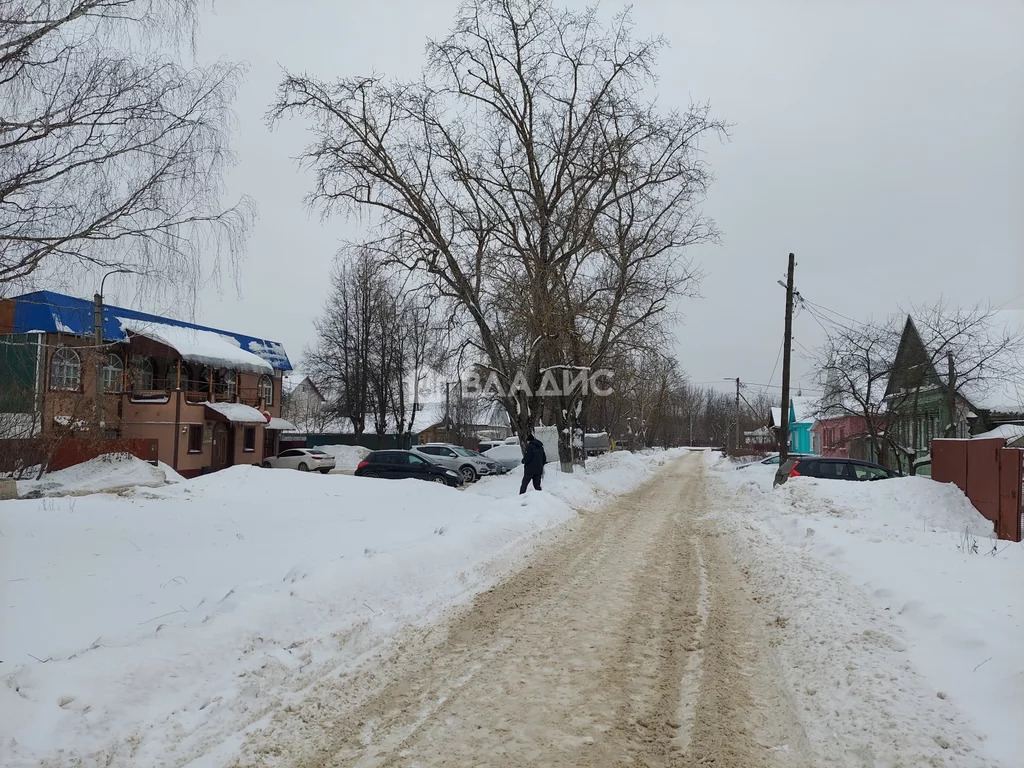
<box><xmin>0</xmin><ymin>291</ymin><xmax>294</xmax><ymax>476</ymax></box>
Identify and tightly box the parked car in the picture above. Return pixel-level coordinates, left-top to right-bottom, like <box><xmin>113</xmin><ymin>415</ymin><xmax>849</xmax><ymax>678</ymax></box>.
<box><xmin>467</xmin><ymin>449</ymin><xmax>509</xmax><ymax>474</ymax></box>
<box><xmin>411</xmin><ymin>443</ymin><xmax>501</xmax><ymax>482</ymax></box>
<box><xmin>783</xmin><ymin>457</ymin><xmax>901</xmax><ymax>481</ymax></box>
<box><xmin>755</xmin><ymin>452</ymin><xmax>815</xmax><ymax>466</ymax></box>
<box><xmin>355</xmin><ymin>450</ymin><xmax>463</xmax><ymax>486</ymax></box>
<box><xmin>481</xmin><ymin>438</ymin><xmax>524</xmax><ymax>470</ymax></box>
<box><xmin>477</xmin><ymin>439</ymin><xmax>504</xmax><ymax>453</ymax></box>
<box><xmin>262</xmin><ymin>448</ymin><xmax>336</xmax><ymax>474</ymax></box>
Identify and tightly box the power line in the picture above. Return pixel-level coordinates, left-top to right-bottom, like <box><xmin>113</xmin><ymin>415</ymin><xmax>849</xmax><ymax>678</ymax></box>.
<box><xmin>767</xmin><ymin>339</ymin><xmax>784</xmax><ymax>387</ymax></box>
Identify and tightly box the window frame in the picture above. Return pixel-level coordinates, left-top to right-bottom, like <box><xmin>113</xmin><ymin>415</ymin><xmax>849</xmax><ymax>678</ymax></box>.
<box><xmin>243</xmin><ymin>426</ymin><xmax>256</xmax><ymax>452</ymax></box>
<box><xmin>223</xmin><ymin>369</ymin><xmax>236</xmax><ymax>398</ymax></box>
<box><xmin>102</xmin><ymin>353</ymin><xmax>124</xmax><ymax>394</ymax></box>
<box><xmin>49</xmin><ymin>346</ymin><xmax>82</xmax><ymax>391</ymax></box>
<box><xmin>187</xmin><ymin>424</ymin><xmax>203</xmax><ymax>453</ymax></box>
<box><xmin>132</xmin><ymin>355</ymin><xmax>155</xmax><ymax>390</ymax></box>
<box><xmin>260</xmin><ymin>375</ymin><xmax>274</xmax><ymax>406</ymax></box>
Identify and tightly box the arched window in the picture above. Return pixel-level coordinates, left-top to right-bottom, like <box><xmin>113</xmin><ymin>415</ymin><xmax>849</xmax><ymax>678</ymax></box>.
<box><xmin>102</xmin><ymin>354</ymin><xmax>123</xmax><ymax>393</ymax></box>
<box><xmin>132</xmin><ymin>356</ymin><xmax>155</xmax><ymax>390</ymax></box>
<box><xmin>260</xmin><ymin>375</ymin><xmax>274</xmax><ymax>406</ymax></box>
<box><xmin>223</xmin><ymin>370</ymin><xmax>236</xmax><ymax>398</ymax></box>
<box><xmin>50</xmin><ymin>347</ymin><xmax>81</xmax><ymax>390</ymax></box>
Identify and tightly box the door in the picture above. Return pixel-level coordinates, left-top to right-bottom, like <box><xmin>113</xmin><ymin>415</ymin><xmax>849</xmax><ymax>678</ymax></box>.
<box><xmin>407</xmin><ymin>453</ymin><xmax>435</xmax><ymax>479</ymax></box>
<box><xmin>212</xmin><ymin>422</ymin><xmax>229</xmax><ymax>470</ymax></box>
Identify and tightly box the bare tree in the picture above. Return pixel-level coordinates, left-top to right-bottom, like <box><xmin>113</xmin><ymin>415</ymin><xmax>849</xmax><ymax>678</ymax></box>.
<box><xmin>1</xmin><ymin>0</ymin><xmax>253</xmax><ymax>294</ymax></box>
<box><xmin>306</xmin><ymin>248</ymin><xmax>445</xmax><ymax>445</ymax></box>
<box><xmin>305</xmin><ymin>250</ymin><xmax>378</xmax><ymax>435</ymax></box>
<box><xmin>270</xmin><ymin>0</ymin><xmax>723</xmax><ymax>469</ymax></box>
<box><xmin>816</xmin><ymin>316</ymin><xmax>902</xmax><ymax>466</ymax></box>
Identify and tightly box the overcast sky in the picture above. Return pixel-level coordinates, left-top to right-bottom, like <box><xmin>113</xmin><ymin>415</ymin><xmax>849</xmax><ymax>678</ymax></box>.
<box><xmin>126</xmin><ymin>0</ymin><xmax>1024</xmax><ymax>402</ymax></box>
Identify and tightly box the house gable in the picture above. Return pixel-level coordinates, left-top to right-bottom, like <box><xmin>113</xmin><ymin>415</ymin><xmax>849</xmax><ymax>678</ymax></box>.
<box><xmin>885</xmin><ymin>316</ymin><xmax>944</xmax><ymax>400</ymax></box>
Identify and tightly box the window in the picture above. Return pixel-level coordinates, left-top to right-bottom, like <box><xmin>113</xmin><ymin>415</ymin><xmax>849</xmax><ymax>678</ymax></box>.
<box><xmin>408</xmin><ymin>454</ymin><xmax>428</xmax><ymax>465</ymax></box>
<box><xmin>188</xmin><ymin>424</ymin><xmax>203</xmax><ymax>453</ymax></box>
<box><xmin>132</xmin><ymin>356</ymin><xmax>155</xmax><ymax>390</ymax></box>
<box><xmin>419</xmin><ymin>446</ymin><xmax>440</xmax><ymax>455</ymax></box>
<box><xmin>50</xmin><ymin>347</ymin><xmax>81</xmax><ymax>390</ymax></box>
<box><xmin>102</xmin><ymin>354</ymin><xmax>123</xmax><ymax>393</ymax></box>
<box><xmin>260</xmin><ymin>375</ymin><xmax>274</xmax><ymax>406</ymax></box>
<box><xmin>279</xmin><ymin>449</ymin><xmax>301</xmax><ymax>458</ymax></box>
<box><xmin>243</xmin><ymin>426</ymin><xmax>256</xmax><ymax>452</ymax></box>
<box><xmin>854</xmin><ymin>464</ymin><xmax>889</xmax><ymax>480</ymax></box>
<box><xmin>223</xmin><ymin>370</ymin><xmax>236</xmax><ymax>397</ymax></box>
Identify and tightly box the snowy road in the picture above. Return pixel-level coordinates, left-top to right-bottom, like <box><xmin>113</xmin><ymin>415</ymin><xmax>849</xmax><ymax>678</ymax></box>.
<box><xmin>230</xmin><ymin>454</ymin><xmax>813</xmax><ymax>767</ymax></box>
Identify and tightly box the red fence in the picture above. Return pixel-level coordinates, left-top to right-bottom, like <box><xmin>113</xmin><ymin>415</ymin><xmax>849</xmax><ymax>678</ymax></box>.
<box><xmin>932</xmin><ymin>438</ymin><xmax>1023</xmax><ymax>542</ymax></box>
<box><xmin>49</xmin><ymin>438</ymin><xmax>159</xmax><ymax>472</ymax></box>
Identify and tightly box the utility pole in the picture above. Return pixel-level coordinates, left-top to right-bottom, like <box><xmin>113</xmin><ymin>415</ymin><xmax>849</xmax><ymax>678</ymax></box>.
<box><xmin>93</xmin><ymin>269</ymin><xmax>131</xmax><ymax>434</ymax></box>
<box><xmin>775</xmin><ymin>253</ymin><xmax>796</xmax><ymax>487</ymax></box>
<box><xmin>734</xmin><ymin>377</ymin><xmax>741</xmax><ymax>455</ymax></box>
<box><xmin>946</xmin><ymin>351</ymin><xmax>957</xmax><ymax>438</ymax></box>
<box><xmin>93</xmin><ymin>291</ymin><xmax>104</xmax><ymax>430</ymax></box>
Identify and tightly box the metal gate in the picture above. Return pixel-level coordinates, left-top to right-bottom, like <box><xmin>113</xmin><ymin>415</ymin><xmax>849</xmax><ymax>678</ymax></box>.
<box><xmin>998</xmin><ymin>448</ymin><xmax>1023</xmax><ymax>543</ymax></box>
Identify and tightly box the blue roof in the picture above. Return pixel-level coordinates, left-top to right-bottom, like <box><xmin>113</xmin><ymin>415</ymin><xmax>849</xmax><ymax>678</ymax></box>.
<box><xmin>9</xmin><ymin>290</ymin><xmax>292</xmax><ymax>371</ymax></box>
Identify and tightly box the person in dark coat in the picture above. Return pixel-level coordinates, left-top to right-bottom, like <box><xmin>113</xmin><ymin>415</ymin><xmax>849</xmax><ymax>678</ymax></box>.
<box><xmin>519</xmin><ymin>433</ymin><xmax>546</xmax><ymax>494</ymax></box>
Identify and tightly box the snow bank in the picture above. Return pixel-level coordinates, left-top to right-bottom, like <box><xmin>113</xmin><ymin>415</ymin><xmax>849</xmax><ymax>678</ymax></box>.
<box><xmin>709</xmin><ymin>462</ymin><xmax>1024</xmax><ymax>765</ymax></box>
<box><xmin>0</xmin><ymin>450</ymin><xmax>675</xmax><ymax>766</ymax></box>
<box><xmin>314</xmin><ymin>443</ymin><xmax>371</xmax><ymax>470</ymax></box>
<box><xmin>16</xmin><ymin>453</ymin><xmax>182</xmax><ymax>497</ymax></box>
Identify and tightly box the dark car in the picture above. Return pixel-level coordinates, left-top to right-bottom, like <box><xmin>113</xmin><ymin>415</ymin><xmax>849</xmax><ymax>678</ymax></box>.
<box><xmin>784</xmin><ymin>457</ymin><xmax>901</xmax><ymax>481</ymax></box>
<box><xmin>354</xmin><ymin>450</ymin><xmax>463</xmax><ymax>487</ymax></box>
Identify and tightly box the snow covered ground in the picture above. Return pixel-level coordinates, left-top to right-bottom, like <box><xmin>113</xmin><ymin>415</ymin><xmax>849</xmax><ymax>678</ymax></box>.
<box><xmin>15</xmin><ymin>453</ymin><xmax>183</xmax><ymax>497</ymax></box>
<box><xmin>0</xmin><ymin>448</ymin><xmax>684</xmax><ymax>767</ymax></box>
<box><xmin>709</xmin><ymin>456</ymin><xmax>1024</xmax><ymax>765</ymax></box>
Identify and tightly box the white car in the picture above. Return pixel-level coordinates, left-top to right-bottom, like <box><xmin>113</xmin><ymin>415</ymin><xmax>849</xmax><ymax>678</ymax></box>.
<box><xmin>481</xmin><ymin>438</ymin><xmax>525</xmax><ymax>470</ymax></box>
<box><xmin>262</xmin><ymin>448</ymin><xmax>336</xmax><ymax>474</ymax></box>
<box><xmin>411</xmin><ymin>443</ymin><xmax>501</xmax><ymax>483</ymax></box>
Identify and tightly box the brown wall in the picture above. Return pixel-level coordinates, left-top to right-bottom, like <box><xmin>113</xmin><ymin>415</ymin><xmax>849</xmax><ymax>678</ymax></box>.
<box><xmin>34</xmin><ymin>331</ymin><xmax>284</xmax><ymax>473</ymax></box>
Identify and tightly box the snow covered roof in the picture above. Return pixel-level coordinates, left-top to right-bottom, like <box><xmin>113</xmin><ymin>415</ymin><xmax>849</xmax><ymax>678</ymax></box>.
<box><xmin>120</xmin><ymin>318</ymin><xmax>272</xmax><ymax>374</ymax></box>
<box><xmin>266</xmin><ymin>417</ymin><xmax>298</xmax><ymax>431</ymax></box>
<box><xmin>913</xmin><ymin>309</ymin><xmax>1024</xmax><ymax>414</ymax></box>
<box><xmin>770</xmin><ymin>407</ymin><xmax>783</xmax><ymax>427</ymax></box>
<box><xmin>972</xmin><ymin>423</ymin><xmax>1024</xmax><ymax>443</ymax></box>
<box><xmin>6</xmin><ymin>290</ymin><xmax>292</xmax><ymax>371</ymax></box>
<box><xmin>205</xmin><ymin>402</ymin><xmax>267</xmax><ymax>424</ymax></box>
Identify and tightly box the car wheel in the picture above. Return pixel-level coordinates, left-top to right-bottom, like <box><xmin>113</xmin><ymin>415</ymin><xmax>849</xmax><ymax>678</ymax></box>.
<box><xmin>298</xmin><ymin>462</ymin><xmax>309</xmax><ymax>472</ymax></box>
<box><xmin>432</xmin><ymin>476</ymin><xmax>447</xmax><ymax>484</ymax></box>
<box><xmin>363</xmin><ymin>471</ymin><xmax>379</xmax><ymax>478</ymax></box>
<box><xmin>261</xmin><ymin>461</ymin><xmax>271</xmax><ymax>468</ymax></box>
<box><xmin>460</xmin><ymin>465</ymin><xmax>477</xmax><ymax>483</ymax></box>
<box><xmin>319</xmin><ymin>468</ymin><xmax>330</xmax><ymax>474</ymax></box>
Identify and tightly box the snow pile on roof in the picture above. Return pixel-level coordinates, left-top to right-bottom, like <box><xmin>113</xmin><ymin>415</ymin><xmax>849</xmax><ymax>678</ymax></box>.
<box><xmin>205</xmin><ymin>401</ymin><xmax>267</xmax><ymax>423</ymax></box>
<box><xmin>0</xmin><ymin>450</ymin><xmax>677</xmax><ymax>765</ymax></box>
<box><xmin>16</xmin><ymin>453</ymin><xmax>182</xmax><ymax>497</ymax></box>
<box><xmin>119</xmin><ymin>318</ymin><xmax>273</xmax><ymax>374</ymax></box>
<box><xmin>709</xmin><ymin>458</ymin><xmax>1023</xmax><ymax>764</ymax></box>
<box><xmin>313</xmin><ymin>444</ymin><xmax>371</xmax><ymax>469</ymax></box>
<box><xmin>972</xmin><ymin>423</ymin><xmax>1024</xmax><ymax>443</ymax></box>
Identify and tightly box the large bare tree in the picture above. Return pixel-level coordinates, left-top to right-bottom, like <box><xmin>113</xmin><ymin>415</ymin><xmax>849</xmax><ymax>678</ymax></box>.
<box><xmin>1</xmin><ymin>0</ymin><xmax>252</xmax><ymax>293</ymax></box>
<box><xmin>816</xmin><ymin>315</ymin><xmax>902</xmax><ymax>466</ymax></box>
<box><xmin>271</xmin><ymin>0</ymin><xmax>723</xmax><ymax>469</ymax></box>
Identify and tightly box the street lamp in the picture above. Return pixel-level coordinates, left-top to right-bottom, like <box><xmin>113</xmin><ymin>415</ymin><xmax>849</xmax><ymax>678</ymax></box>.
<box><xmin>93</xmin><ymin>268</ymin><xmax>133</xmax><ymax>430</ymax></box>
